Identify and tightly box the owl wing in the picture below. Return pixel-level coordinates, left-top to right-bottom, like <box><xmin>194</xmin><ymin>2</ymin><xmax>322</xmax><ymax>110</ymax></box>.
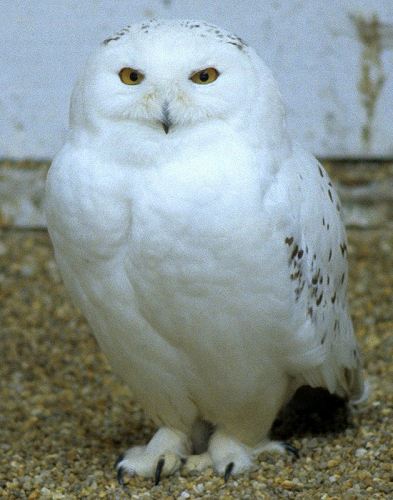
<box><xmin>277</xmin><ymin>150</ymin><xmax>366</xmax><ymax>403</ymax></box>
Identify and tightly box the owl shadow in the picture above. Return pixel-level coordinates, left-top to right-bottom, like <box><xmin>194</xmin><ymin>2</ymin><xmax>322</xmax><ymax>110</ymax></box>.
<box><xmin>270</xmin><ymin>386</ymin><xmax>351</xmax><ymax>440</ymax></box>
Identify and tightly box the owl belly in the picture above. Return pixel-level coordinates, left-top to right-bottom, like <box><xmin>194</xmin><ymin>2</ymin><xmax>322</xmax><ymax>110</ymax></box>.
<box><xmin>123</xmin><ymin>173</ymin><xmax>293</xmax><ymax>435</ymax></box>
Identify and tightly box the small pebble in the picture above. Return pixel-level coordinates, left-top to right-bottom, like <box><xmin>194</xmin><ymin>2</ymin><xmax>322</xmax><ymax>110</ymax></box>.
<box><xmin>0</xmin><ymin>241</ymin><xmax>7</xmax><ymax>255</ymax></box>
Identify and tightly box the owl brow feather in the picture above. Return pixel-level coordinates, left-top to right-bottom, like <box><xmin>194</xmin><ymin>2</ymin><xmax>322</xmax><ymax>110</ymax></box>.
<box><xmin>102</xmin><ymin>20</ymin><xmax>247</xmax><ymax>51</ymax></box>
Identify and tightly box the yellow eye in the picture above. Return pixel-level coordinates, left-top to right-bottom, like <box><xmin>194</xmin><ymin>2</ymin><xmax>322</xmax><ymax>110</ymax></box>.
<box><xmin>190</xmin><ymin>67</ymin><xmax>219</xmax><ymax>85</ymax></box>
<box><xmin>119</xmin><ymin>67</ymin><xmax>144</xmax><ymax>85</ymax></box>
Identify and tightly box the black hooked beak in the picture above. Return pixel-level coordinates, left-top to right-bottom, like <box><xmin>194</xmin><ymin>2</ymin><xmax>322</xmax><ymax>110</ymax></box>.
<box><xmin>161</xmin><ymin>101</ymin><xmax>172</xmax><ymax>134</ymax></box>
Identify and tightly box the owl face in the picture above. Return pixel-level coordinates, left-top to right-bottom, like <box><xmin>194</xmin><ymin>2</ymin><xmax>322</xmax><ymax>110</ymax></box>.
<box><xmin>70</xmin><ymin>20</ymin><xmax>287</xmax><ymax>159</ymax></box>
<box><xmin>72</xmin><ymin>21</ymin><xmax>267</xmax><ymax>137</ymax></box>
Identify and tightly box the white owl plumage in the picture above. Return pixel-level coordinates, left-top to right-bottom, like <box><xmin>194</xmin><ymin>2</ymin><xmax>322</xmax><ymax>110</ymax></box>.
<box><xmin>45</xmin><ymin>19</ymin><xmax>366</xmax><ymax>482</ymax></box>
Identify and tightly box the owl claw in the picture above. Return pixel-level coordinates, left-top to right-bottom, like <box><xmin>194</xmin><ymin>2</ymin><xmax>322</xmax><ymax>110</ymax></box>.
<box><xmin>283</xmin><ymin>442</ymin><xmax>300</xmax><ymax>459</ymax></box>
<box><xmin>114</xmin><ymin>452</ymin><xmax>125</xmax><ymax>468</ymax></box>
<box><xmin>224</xmin><ymin>461</ymin><xmax>234</xmax><ymax>482</ymax></box>
<box><xmin>117</xmin><ymin>465</ymin><xmax>126</xmax><ymax>486</ymax></box>
<box><xmin>154</xmin><ymin>457</ymin><xmax>165</xmax><ymax>485</ymax></box>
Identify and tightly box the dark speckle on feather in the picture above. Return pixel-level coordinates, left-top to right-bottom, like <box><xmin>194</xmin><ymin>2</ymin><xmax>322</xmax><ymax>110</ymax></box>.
<box><xmin>103</xmin><ymin>36</ymin><xmax>120</xmax><ymax>44</ymax></box>
<box><xmin>227</xmin><ymin>41</ymin><xmax>244</xmax><ymax>50</ymax></box>
<box><xmin>102</xmin><ymin>24</ymin><xmax>135</xmax><ymax>44</ymax></box>
<box><xmin>291</xmin><ymin>245</ymin><xmax>299</xmax><ymax>260</ymax></box>
<box><xmin>295</xmin><ymin>281</ymin><xmax>305</xmax><ymax>301</ymax></box>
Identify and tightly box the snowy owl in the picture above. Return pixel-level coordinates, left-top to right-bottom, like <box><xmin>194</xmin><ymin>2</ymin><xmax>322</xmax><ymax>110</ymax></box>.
<box><xmin>45</xmin><ymin>19</ymin><xmax>366</xmax><ymax>483</ymax></box>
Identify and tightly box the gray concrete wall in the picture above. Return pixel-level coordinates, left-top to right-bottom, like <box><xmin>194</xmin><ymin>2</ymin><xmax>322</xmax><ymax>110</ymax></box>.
<box><xmin>1</xmin><ymin>0</ymin><xmax>393</xmax><ymax>159</ymax></box>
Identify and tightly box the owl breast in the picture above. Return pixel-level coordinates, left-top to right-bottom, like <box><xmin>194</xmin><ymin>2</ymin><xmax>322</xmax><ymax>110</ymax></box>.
<box><xmin>123</xmin><ymin>145</ymin><xmax>291</xmax><ymax>349</ymax></box>
<box><xmin>47</xmin><ymin>137</ymin><xmax>292</xmax><ymax>353</ymax></box>
<box><xmin>129</xmin><ymin>143</ymin><xmax>260</xmax><ymax>284</ymax></box>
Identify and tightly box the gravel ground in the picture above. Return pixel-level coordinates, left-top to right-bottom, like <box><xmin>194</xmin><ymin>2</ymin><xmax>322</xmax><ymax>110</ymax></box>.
<box><xmin>0</xmin><ymin>227</ymin><xmax>392</xmax><ymax>499</ymax></box>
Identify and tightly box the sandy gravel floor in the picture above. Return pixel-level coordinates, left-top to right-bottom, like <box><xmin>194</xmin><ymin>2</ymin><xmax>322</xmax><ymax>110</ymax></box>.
<box><xmin>1</xmin><ymin>228</ymin><xmax>392</xmax><ymax>499</ymax></box>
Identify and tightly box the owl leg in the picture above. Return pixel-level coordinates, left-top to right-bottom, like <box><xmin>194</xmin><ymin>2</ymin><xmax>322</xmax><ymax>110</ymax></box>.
<box><xmin>115</xmin><ymin>427</ymin><xmax>191</xmax><ymax>485</ymax></box>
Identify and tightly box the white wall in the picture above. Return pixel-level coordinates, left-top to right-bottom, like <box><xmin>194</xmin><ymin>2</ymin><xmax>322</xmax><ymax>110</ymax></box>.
<box><xmin>1</xmin><ymin>0</ymin><xmax>392</xmax><ymax>159</ymax></box>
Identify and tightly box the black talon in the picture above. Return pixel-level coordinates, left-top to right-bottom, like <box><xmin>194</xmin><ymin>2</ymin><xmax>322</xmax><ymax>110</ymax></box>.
<box><xmin>117</xmin><ymin>465</ymin><xmax>126</xmax><ymax>486</ymax></box>
<box><xmin>114</xmin><ymin>452</ymin><xmax>125</xmax><ymax>468</ymax></box>
<box><xmin>283</xmin><ymin>442</ymin><xmax>300</xmax><ymax>459</ymax></box>
<box><xmin>154</xmin><ymin>457</ymin><xmax>165</xmax><ymax>486</ymax></box>
<box><xmin>224</xmin><ymin>462</ymin><xmax>234</xmax><ymax>482</ymax></box>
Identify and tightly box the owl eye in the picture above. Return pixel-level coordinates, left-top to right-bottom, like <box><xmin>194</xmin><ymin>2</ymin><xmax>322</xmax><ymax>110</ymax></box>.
<box><xmin>119</xmin><ymin>67</ymin><xmax>145</xmax><ymax>85</ymax></box>
<box><xmin>190</xmin><ymin>67</ymin><xmax>219</xmax><ymax>85</ymax></box>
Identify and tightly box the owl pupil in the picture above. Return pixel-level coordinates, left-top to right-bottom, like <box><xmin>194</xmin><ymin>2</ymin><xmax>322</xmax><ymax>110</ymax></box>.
<box><xmin>199</xmin><ymin>71</ymin><xmax>209</xmax><ymax>82</ymax></box>
<box><xmin>130</xmin><ymin>71</ymin><xmax>139</xmax><ymax>81</ymax></box>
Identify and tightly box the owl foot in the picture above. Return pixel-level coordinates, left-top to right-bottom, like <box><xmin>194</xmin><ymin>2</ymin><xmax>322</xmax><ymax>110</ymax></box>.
<box><xmin>208</xmin><ymin>430</ymin><xmax>256</xmax><ymax>478</ymax></box>
<box><xmin>115</xmin><ymin>427</ymin><xmax>191</xmax><ymax>484</ymax></box>
<box><xmin>207</xmin><ymin>431</ymin><xmax>300</xmax><ymax>480</ymax></box>
<box><xmin>256</xmin><ymin>440</ymin><xmax>300</xmax><ymax>459</ymax></box>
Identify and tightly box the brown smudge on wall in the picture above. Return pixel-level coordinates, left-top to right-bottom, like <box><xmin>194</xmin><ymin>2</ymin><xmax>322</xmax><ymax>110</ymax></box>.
<box><xmin>350</xmin><ymin>13</ymin><xmax>388</xmax><ymax>148</ymax></box>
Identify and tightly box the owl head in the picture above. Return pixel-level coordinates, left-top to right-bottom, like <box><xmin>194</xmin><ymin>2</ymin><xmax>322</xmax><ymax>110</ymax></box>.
<box><xmin>70</xmin><ymin>19</ymin><xmax>288</xmax><ymax>159</ymax></box>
